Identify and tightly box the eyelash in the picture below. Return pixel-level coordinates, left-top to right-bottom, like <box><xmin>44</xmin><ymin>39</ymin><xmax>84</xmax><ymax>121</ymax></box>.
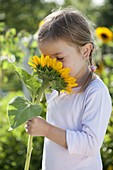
<box><xmin>56</xmin><ymin>57</ymin><xmax>64</xmax><ymax>61</ymax></box>
<box><xmin>43</xmin><ymin>55</ymin><xmax>64</xmax><ymax>61</ymax></box>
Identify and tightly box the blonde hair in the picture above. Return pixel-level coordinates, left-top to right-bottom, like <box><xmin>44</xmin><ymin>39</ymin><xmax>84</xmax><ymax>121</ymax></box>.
<box><xmin>38</xmin><ymin>8</ymin><xmax>95</xmax><ymax>92</ymax></box>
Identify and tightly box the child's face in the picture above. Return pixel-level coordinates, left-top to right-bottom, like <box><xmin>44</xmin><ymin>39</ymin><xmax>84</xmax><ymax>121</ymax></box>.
<box><xmin>39</xmin><ymin>39</ymin><xmax>88</xmax><ymax>79</ymax></box>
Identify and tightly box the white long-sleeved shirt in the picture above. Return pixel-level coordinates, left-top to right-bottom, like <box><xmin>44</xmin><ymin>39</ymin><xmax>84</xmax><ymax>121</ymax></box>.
<box><xmin>42</xmin><ymin>76</ymin><xmax>112</xmax><ymax>170</ymax></box>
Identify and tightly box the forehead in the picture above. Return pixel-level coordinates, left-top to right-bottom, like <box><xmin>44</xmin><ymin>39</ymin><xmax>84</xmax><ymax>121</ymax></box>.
<box><xmin>38</xmin><ymin>39</ymin><xmax>77</xmax><ymax>55</ymax></box>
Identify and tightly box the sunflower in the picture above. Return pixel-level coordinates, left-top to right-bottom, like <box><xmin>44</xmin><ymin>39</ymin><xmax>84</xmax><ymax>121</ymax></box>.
<box><xmin>95</xmin><ymin>62</ymin><xmax>104</xmax><ymax>76</ymax></box>
<box><xmin>95</xmin><ymin>27</ymin><xmax>113</xmax><ymax>43</ymax></box>
<box><xmin>28</xmin><ymin>55</ymin><xmax>78</xmax><ymax>93</ymax></box>
<box><xmin>39</xmin><ymin>20</ymin><xmax>44</xmax><ymax>28</ymax></box>
<box><xmin>107</xmin><ymin>165</ymin><xmax>113</xmax><ymax>170</ymax></box>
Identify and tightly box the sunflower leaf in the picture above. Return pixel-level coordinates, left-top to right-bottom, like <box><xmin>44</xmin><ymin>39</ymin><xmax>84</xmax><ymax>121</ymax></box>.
<box><xmin>12</xmin><ymin>64</ymin><xmax>41</xmax><ymax>97</ymax></box>
<box><xmin>7</xmin><ymin>96</ymin><xmax>42</xmax><ymax>130</ymax></box>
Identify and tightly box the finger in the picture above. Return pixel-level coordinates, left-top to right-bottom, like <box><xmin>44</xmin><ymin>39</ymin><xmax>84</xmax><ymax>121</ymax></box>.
<box><xmin>26</xmin><ymin>119</ymin><xmax>33</xmax><ymax>125</ymax></box>
<box><xmin>25</xmin><ymin>128</ymin><xmax>29</xmax><ymax>133</ymax></box>
<box><xmin>25</xmin><ymin>125</ymin><xmax>31</xmax><ymax>133</ymax></box>
<box><xmin>25</xmin><ymin>124</ymin><xmax>29</xmax><ymax>129</ymax></box>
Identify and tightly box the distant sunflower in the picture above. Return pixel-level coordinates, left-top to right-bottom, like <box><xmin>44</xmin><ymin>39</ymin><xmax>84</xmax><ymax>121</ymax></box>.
<box><xmin>39</xmin><ymin>20</ymin><xmax>44</xmax><ymax>28</ymax></box>
<box><xmin>95</xmin><ymin>62</ymin><xmax>104</xmax><ymax>76</ymax></box>
<box><xmin>107</xmin><ymin>165</ymin><xmax>113</xmax><ymax>170</ymax></box>
<box><xmin>95</xmin><ymin>27</ymin><xmax>113</xmax><ymax>43</ymax></box>
<box><xmin>28</xmin><ymin>55</ymin><xmax>78</xmax><ymax>93</ymax></box>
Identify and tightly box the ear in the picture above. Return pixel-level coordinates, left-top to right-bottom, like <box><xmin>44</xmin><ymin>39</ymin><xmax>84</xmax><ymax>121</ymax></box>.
<box><xmin>81</xmin><ymin>43</ymin><xmax>93</xmax><ymax>60</ymax></box>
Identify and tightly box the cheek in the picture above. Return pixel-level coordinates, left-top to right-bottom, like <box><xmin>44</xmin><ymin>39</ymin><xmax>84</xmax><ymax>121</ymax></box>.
<box><xmin>73</xmin><ymin>56</ymin><xmax>84</xmax><ymax>68</ymax></box>
<box><xmin>68</xmin><ymin>60</ymin><xmax>84</xmax><ymax>75</ymax></box>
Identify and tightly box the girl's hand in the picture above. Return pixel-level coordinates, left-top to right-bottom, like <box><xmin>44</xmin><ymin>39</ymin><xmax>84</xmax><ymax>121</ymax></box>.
<box><xmin>25</xmin><ymin>116</ymin><xmax>67</xmax><ymax>148</ymax></box>
<box><xmin>25</xmin><ymin>116</ymin><xmax>50</xmax><ymax>137</ymax></box>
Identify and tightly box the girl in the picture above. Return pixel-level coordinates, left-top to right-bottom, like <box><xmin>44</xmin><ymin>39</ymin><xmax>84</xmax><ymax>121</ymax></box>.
<box><xmin>26</xmin><ymin>9</ymin><xmax>112</xmax><ymax>170</ymax></box>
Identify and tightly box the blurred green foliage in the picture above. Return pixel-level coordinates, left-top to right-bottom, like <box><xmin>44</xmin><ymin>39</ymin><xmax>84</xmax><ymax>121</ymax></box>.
<box><xmin>0</xmin><ymin>91</ymin><xmax>46</xmax><ymax>170</ymax></box>
<box><xmin>0</xmin><ymin>0</ymin><xmax>113</xmax><ymax>170</ymax></box>
<box><xmin>93</xmin><ymin>29</ymin><xmax>113</xmax><ymax>170</ymax></box>
<box><xmin>95</xmin><ymin>0</ymin><xmax>113</xmax><ymax>28</ymax></box>
<box><xmin>0</xmin><ymin>0</ymin><xmax>58</xmax><ymax>33</ymax></box>
<box><xmin>0</xmin><ymin>20</ymin><xmax>45</xmax><ymax>169</ymax></box>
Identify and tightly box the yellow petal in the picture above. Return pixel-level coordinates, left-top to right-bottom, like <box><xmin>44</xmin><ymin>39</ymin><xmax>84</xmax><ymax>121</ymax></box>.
<box><xmin>55</xmin><ymin>61</ymin><xmax>63</xmax><ymax>71</ymax></box>
<box><xmin>45</xmin><ymin>55</ymin><xmax>50</xmax><ymax>67</ymax></box>
<box><xmin>65</xmin><ymin>77</ymin><xmax>76</xmax><ymax>83</ymax></box>
<box><xmin>48</xmin><ymin>57</ymin><xmax>53</xmax><ymax>68</ymax></box>
<box><xmin>28</xmin><ymin>62</ymin><xmax>36</xmax><ymax>68</ymax></box>
<box><xmin>50</xmin><ymin>58</ymin><xmax>57</xmax><ymax>69</ymax></box>
<box><xmin>34</xmin><ymin>69</ymin><xmax>37</xmax><ymax>72</ymax></box>
<box><xmin>33</xmin><ymin>55</ymin><xmax>39</xmax><ymax>65</ymax></box>
<box><xmin>59</xmin><ymin>68</ymin><xmax>70</xmax><ymax>75</ymax></box>
<box><xmin>66</xmin><ymin>87</ymin><xmax>72</xmax><ymax>93</ymax></box>
<box><xmin>68</xmin><ymin>83</ymin><xmax>78</xmax><ymax>87</ymax></box>
<box><xmin>39</xmin><ymin>20</ymin><xmax>44</xmax><ymax>27</ymax></box>
<box><xmin>41</xmin><ymin>55</ymin><xmax>46</xmax><ymax>67</ymax></box>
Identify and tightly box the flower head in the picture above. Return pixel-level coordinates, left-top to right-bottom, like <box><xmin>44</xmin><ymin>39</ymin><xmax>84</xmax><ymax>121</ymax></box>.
<box><xmin>95</xmin><ymin>27</ymin><xmax>113</xmax><ymax>43</ymax></box>
<box><xmin>39</xmin><ymin>20</ymin><xmax>45</xmax><ymax>28</ymax></box>
<box><xmin>28</xmin><ymin>55</ymin><xmax>78</xmax><ymax>93</ymax></box>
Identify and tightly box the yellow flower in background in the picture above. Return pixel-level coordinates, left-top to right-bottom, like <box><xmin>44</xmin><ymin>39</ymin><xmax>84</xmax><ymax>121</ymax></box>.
<box><xmin>95</xmin><ymin>27</ymin><xmax>113</xmax><ymax>43</ymax></box>
<box><xmin>28</xmin><ymin>55</ymin><xmax>78</xmax><ymax>93</ymax></box>
<box><xmin>107</xmin><ymin>165</ymin><xmax>113</xmax><ymax>170</ymax></box>
<box><xmin>95</xmin><ymin>62</ymin><xmax>104</xmax><ymax>76</ymax></box>
<box><xmin>39</xmin><ymin>20</ymin><xmax>44</xmax><ymax>28</ymax></box>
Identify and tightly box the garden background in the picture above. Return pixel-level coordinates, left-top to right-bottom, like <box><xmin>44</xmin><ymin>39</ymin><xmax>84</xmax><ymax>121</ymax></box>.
<box><xmin>0</xmin><ymin>0</ymin><xmax>113</xmax><ymax>169</ymax></box>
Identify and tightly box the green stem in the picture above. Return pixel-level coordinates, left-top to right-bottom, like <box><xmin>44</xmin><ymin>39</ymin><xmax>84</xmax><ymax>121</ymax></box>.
<box><xmin>24</xmin><ymin>135</ymin><xmax>33</xmax><ymax>170</ymax></box>
<box><xmin>36</xmin><ymin>78</ymin><xmax>49</xmax><ymax>104</ymax></box>
<box><xmin>24</xmin><ymin>78</ymin><xmax>49</xmax><ymax>170</ymax></box>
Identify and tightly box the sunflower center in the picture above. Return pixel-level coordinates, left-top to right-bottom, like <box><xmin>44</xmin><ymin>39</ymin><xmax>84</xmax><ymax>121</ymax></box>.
<box><xmin>101</xmin><ymin>33</ymin><xmax>108</xmax><ymax>39</ymax></box>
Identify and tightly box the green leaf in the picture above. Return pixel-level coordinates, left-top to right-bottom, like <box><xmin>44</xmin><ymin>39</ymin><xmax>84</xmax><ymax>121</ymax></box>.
<box><xmin>5</xmin><ymin>28</ymin><xmax>16</xmax><ymax>38</ymax></box>
<box><xmin>7</xmin><ymin>96</ymin><xmax>42</xmax><ymax>130</ymax></box>
<box><xmin>12</xmin><ymin>64</ymin><xmax>41</xmax><ymax>97</ymax></box>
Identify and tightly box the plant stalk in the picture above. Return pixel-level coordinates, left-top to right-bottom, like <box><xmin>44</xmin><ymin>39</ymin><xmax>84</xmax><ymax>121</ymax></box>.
<box><xmin>24</xmin><ymin>78</ymin><xmax>49</xmax><ymax>170</ymax></box>
<box><xmin>24</xmin><ymin>135</ymin><xmax>33</xmax><ymax>170</ymax></box>
<box><xmin>36</xmin><ymin>78</ymin><xmax>49</xmax><ymax>104</ymax></box>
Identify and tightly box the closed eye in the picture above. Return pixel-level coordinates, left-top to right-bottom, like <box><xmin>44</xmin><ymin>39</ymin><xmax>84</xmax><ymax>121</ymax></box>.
<box><xmin>56</xmin><ymin>57</ymin><xmax>64</xmax><ymax>61</ymax></box>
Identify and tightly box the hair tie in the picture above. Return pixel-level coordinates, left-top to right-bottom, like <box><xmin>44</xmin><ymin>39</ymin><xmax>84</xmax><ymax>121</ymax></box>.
<box><xmin>90</xmin><ymin>65</ymin><xmax>97</xmax><ymax>72</ymax></box>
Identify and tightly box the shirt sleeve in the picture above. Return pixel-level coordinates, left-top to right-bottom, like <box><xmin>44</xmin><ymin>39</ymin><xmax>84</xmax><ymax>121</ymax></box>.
<box><xmin>66</xmin><ymin>87</ymin><xmax>112</xmax><ymax>156</ymax></box>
